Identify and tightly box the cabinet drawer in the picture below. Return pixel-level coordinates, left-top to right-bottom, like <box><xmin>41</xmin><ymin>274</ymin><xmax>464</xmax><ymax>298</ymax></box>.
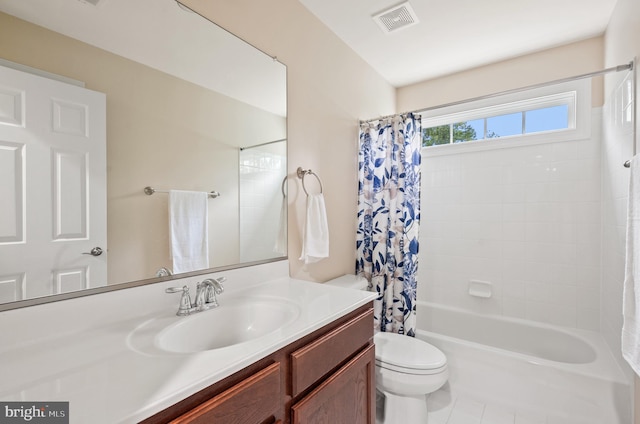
<box><xmin>170</xmin><ymin>362</ymin><xmax>281</xmax><ymax>424</ymax></box>
<box><xmin>291</xmin><ymin>344</ymin><xmax>376</xmax><ymax>424</ymax></box>
<box><xmin>290</xmin><ymin>308</ymin><xmax>373</xmax><ymax>397</ymax></box>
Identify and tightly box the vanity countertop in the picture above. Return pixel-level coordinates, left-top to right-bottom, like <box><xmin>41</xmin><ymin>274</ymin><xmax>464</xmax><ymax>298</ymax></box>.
<box><xmin>0</xmin><ymin>263</ymin><xmax>376</xmax><ymax>423</ymax></box>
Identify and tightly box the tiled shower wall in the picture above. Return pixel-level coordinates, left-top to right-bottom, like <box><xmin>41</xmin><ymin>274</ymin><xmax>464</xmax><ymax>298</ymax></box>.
<box><xmin>419</xmin><ymin>111</ymin><xmax>603</xmax><ymax>330</ymax></box>
<box><xmin>601</xmin><ymin>71</ymin><xmax>635</xmax><ymax>370</ymax></box>
<box><xmin>239</xmin><ymin>141</ymin><xmax>287</xmax><ymax>263</ymax></box>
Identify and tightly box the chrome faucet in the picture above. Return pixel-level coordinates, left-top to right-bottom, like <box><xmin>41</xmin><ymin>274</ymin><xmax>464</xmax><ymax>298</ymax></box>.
<box><xmin>166</xmin><ymin>276</ymin><xmax>226</xmax><ymax>316</ymax></box>
<box><xmin>164</xmin><ymin>285</ymin><xmax>193</xmax><ymax>316</ymax></box>
<box><xmin>200</xmin><ymin>277</ymin><xmax>225</xmax><ymax>308</ymax></box>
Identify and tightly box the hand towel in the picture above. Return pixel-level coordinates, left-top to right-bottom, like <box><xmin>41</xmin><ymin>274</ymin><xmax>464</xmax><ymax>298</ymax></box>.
<box><xmin>623</xmin><ymin>155</ymin><xmax>640</xmax><ymax>376</ymax></box>
<box><xmin>169</xmin><ymin>190</ymin><xmax>209</xmax><ymax>274</ymax></box>
<box><xmin>299</xmin><ymin>193</ymin><xmax>329</xmax><ymax>264</ymax></box>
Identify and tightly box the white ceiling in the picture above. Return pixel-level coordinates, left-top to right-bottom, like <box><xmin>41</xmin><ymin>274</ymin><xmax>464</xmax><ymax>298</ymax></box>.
<box><xmin>0</xmin><ymin>0</ymin><xmax>287</xmax><ymax>116</ymax></box>
<box><xmin>299</xmin><ymin>0</ymin><xmax>619</xmax><ymax>87</ymax></box>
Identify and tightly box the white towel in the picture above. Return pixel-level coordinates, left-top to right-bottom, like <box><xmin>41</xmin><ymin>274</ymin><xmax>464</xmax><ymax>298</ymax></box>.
<box><xmin>169</xmin><ymin>190</ymin><xmax>209</xmax><ymax>274</ymax></box>
<box><xmin>623</xmin><ymin>155</ymin><xmax>640</xmax><ymax>376</ymax></box>
<box><xmin>299</xmin><ymin>193</ymin><xmax>329</xmax><ymax>264</ymax></box>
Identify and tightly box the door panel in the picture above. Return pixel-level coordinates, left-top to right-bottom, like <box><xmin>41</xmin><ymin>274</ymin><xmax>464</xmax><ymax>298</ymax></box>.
<box><xmin>0</xmin><ymin>64</ymin><xmax>106</xmax><ymax>303</ymax></box>
<box><xmin>0</xmin><ymin>141</ymin><xmax>24</xmax><ymax>243</ymax></box>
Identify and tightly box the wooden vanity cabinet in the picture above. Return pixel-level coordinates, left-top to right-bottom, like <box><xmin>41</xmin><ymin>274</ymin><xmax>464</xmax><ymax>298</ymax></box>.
<box><xmin>290</xmin><ymin>345</ymin><xmax>375</xmax><ymax>424</ymax></box>
<box><xmin>142</xmin><ymin>303</ymin><xmax>374</xmax><ymax>424</ymax></box>
<box><xmin>169</xmin><ymin>362</ymin><xmax>281</xmax><ymax>424</ymax></box>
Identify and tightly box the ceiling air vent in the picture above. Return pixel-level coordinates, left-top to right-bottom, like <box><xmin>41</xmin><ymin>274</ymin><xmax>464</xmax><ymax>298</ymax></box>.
<box><xmin>373</xmin><ymin>1</ymin><xmax>419</xmax><ymax>34</ymax></box>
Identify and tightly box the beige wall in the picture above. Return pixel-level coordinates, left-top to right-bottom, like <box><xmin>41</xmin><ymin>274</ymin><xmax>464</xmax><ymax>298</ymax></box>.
<box><xmin>182</xmin><ymin>0</ymin><xmax>396</xmax><ymax>282</ymax></box>
<box><xmin>397</xmin><ymin>36</ymin><xmax>604</xmax><ymax>111</ymax></box>
<box><xmin>0</xmin><ymin>12</ymin><xmax>286</xmax><ymax>284</ymax></box>
<box><xmin>603</xmin><ymin>0</ymin><xmax>640</xmax><ymax>421</ymax></box>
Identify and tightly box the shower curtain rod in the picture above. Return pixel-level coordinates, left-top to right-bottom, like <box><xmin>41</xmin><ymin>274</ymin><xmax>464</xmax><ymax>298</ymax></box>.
<box><xmin>359</xmin><ymin>60</ymin><xmax>635</xmax><ymax>125</ymax></box>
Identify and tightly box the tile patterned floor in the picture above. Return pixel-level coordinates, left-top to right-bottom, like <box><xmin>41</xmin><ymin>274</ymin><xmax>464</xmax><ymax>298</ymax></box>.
<box><xmin>425</xmin><ymin>386</ymin><xmax>600</xmax><ymax>424</ymax></box>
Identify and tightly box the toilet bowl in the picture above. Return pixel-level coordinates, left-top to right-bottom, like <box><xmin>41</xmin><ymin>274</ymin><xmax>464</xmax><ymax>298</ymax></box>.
<box><xmin>374</xmin><ymin>332</ymin><xmax>448</xmax><ymax>424</ymax></box>
<box><xmin>323</xmin><ymin>275</ymin><xmax>448</xmax><ymax>423</ymax></box>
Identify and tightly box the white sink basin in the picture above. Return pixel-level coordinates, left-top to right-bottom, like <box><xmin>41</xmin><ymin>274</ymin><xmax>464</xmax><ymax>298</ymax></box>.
<box><xmin>129</xmin><ymin>296</ymin><xmax>301</xmax><ymax>354</ymax></box>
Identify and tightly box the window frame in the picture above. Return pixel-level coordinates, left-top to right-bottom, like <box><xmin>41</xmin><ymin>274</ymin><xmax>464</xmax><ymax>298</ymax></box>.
<box><xmin>419</xmin><ymin>79</ymin><xmax>592</xmax><ymax>155</ymax></box>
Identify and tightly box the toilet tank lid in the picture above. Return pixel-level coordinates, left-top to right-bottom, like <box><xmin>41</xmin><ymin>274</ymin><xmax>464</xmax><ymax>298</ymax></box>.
<box><xmin>374</xmin><ymin>332</ymin><xmax>446</xmax><ymax>370</ymax></box>
<box><xmin>324</xmin><ymin>274</ymin><xmax>369</xmax><ymax>290</ymax></box>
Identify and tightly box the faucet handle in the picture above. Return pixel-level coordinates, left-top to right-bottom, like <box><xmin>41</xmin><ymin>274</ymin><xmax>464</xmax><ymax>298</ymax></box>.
<box><xmin>165</xmin><ymin>285</ymin><xmax>193</xmax><ymax>316</ymax></box>
<box><xmin>201</xmin><ymin>278</ymin><xmax>224</xmax><ymax>307</ymax></box>
<box><xmin>212</xmin><ymin>277</ymin><xmax>225</xmax><ymax>294</ymax></box>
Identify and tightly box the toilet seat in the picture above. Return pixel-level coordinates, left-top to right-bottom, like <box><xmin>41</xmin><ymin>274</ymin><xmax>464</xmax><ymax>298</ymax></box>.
<box><xmin>374</xmin><ymin>332</ymin><xmax>447</xmax><ymax>375</ymax></box>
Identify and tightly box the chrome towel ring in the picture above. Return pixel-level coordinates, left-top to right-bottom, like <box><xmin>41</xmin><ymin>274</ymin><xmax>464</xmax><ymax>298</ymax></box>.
<box><xmin>296</xmin><ymin>167</ymin><xmax>323</xmax><ymax>195</ymax></box>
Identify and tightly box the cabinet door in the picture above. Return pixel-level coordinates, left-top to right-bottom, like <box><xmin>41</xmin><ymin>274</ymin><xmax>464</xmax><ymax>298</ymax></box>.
<box><xmin>171</xmin><ymin>362</ymin><xmax>280</xmax><ymax>424</ymax></box>
<box><xmin>291</xmin><ymin>309</ymin><xmax>373</xmax><ymax>396</ymax></box>
<box><xmin>291</xmin><ymin>345</ymin><xmax>375</xmax><ymax>424</ymax></box>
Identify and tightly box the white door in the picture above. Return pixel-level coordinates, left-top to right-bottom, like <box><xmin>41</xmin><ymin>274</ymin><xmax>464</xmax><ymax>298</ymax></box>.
<box><xmin>0</xmin><ymin>64</ymin><xmax>107</xmax><ymax>303</ymax></box>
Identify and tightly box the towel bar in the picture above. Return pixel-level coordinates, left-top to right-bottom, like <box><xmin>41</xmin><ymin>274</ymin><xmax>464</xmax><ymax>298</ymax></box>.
<box><xmin>144</xmin><ymin>186</ymin><xmax>221</xmax><ymax>198</ymax></box>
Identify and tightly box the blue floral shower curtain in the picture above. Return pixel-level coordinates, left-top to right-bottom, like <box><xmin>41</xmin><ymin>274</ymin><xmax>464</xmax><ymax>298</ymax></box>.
<box><xmin>356</xmin><ymin>113</ymin><xmax>422</xmax><ymax>336</ymax></box>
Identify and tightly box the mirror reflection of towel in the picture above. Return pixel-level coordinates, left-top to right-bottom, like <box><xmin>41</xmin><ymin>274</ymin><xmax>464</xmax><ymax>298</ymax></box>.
<box><xmin>169</xmin><ymin>190</ymin><xmax>209</xmax><ymax>274</ymax></box>
<box><xmin>299</xmin><ymin>193</ymin><xmax>329</xmax><ymax>264</ymax></box>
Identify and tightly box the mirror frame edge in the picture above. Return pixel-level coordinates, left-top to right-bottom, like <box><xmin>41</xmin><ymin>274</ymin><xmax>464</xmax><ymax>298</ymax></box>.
<box><xmin>0</xmin><ymin>257</ymin><xmax>288</xmax><ymax>313</ymax></box>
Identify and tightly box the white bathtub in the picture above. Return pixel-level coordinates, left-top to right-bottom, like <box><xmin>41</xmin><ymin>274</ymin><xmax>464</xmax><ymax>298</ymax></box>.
<box><xmin>415</xmin><ymin>301</ymin><xmax>631</xmax><ymax>424</ymax></box>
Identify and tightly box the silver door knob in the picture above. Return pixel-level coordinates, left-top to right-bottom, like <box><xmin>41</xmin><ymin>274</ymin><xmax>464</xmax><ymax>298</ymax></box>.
<box><xmin>82</xmin><ymin>247</ymin><xmax>103</xmax><ymax>256</ymax></box>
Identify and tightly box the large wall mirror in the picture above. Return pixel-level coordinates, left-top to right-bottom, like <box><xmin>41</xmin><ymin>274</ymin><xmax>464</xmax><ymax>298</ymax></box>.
<box><xmin>0</xmin><ymin>0</ymin><xmax>287</xmax><ymax>310</ymax></box>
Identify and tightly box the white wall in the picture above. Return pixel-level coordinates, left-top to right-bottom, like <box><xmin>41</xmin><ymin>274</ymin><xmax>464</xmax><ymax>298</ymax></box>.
<box><xmin>420</xmin><ymin>114</ymin><xmax>602</xmax><ymax>329</ymax></box>
<box><xmin>602</xmin><ymin>0</ymin><xmax>640</xmax><ymax>417</ymax></box>
<box><xmin>396</xmin><ymin>38</ymin><xmax>605</xmax><ymax>329</ymax></box>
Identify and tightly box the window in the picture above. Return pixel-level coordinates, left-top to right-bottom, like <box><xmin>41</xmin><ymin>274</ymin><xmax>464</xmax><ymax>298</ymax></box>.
<box><xmin>419</xmin><ymin>79</ymin><xmax>590</xmax><ymax>153</ymax></box>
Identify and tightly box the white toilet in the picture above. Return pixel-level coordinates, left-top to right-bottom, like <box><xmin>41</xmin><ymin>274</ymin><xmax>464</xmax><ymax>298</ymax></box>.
<box><xmin>374</xmin><ymin>331</ymin><xmax>448</xmax><ymax>424</ymax></box>
<box><xmin>324</xmin><ymin>275</ymin><xmax>448</xmax><ymax>424</ymax></box>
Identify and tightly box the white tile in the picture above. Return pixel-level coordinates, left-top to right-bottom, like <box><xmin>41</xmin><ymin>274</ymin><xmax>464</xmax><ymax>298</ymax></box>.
<box><xmin>502</xmin><ymin>280</ymin><xmax>526</xmax><ymax>299</ymax></box>
<box><xmin>481</xmin><ymin>404</ymin><xmax>515</xmax><ymax>424</ymax></box>
<box><xmin>428</xmin><ymin>390</ymin><xmax>454</xmax><ymax>423</ymax></box>
<box><xmin>576</xmin><ymin>307</ymin><xmax>600</xmax><ymax>331</ymax></box>
<box><xmin>576</xmin><ymin>286</ymin><xmax>600</xmax><ymax>310</ymax></box>
<box><xmin>502</xmin><ymin>241</ymin><xmax>527</xmax><ymax>261</ymax></box>
<box><xmin>453</xmin><ymin>396</ymin><xmax>485</xmax><ymax>417</ymax></box>
<box><xmin>546</xmin><ymin>414</ymin><xmax>600</xmax><ymax>424</ymax></box>
<box><xmin>449</xmin><ymin>410</ymin><xmax>484</xmax><ymax>424</ymax></box>
<box><xmin>502</xmin><ymin>261</ymin><xmax>527</xmax><ymax>281</ymax></box>
<box><xmin>502</xmin><ymin>184</ymin><xmax>526</xmax><ymax>203</ymax></box>
<box><xmin>462</xmin><ymin>166</ymin><xmax>503</xmax><ymax>186</ymax></box>
<box><xmin>524</xmin><ymin>282</ymin><xmax>555</xmax><ymax>303</ymax></box>
<box><xmin>502</xmin><ymin>203</ymin><xmax>526</xmax><ymax>222</ymax></box>
<box><xmin>502</xmin><ymin>298</ymin><xmax>527</xmax><ymax>318</ymax></box>
<box><xmin>575</xmin><ymin>223</ymin><xmax>600</xmax><ymax>244</ymax></box>
<box><xmin>459</xmin><ymin>222</ymin><xmax>503</xmax><ymax>241</ymax></box>
<box><xmin>514</xmin><ymin>410</ymin><xmax>546</xmax><ymax>424</ymax></box>
<box><xmin>525</xmin><ymin>183</ymin><xmax>554</xmax><ymax>203</ymax></box>
<box><xmin>575</xmin><ymin>266</ymin><xmax>600</xmax><ymax>287</ymax></box>
<box><xmin>503</xmin><ymin>223</ymin><xmax>526</xmax><ymax>241</ymax></box>
<box><xmin>551</xmin><ymin>140</ymin><xmax>578</xmax><ymax>161</ymax></box>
